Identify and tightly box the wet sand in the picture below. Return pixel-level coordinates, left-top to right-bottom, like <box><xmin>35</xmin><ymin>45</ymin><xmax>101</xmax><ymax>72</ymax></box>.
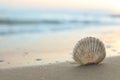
<box><xmin>0</xmin><ymin>26</ymin><xmax>120</xmax><ymax>68</ymax></box>
<box><xmin>0</xmin><ymin>56</ymin><xmax>120</xmax><ymax>80</ymax></box>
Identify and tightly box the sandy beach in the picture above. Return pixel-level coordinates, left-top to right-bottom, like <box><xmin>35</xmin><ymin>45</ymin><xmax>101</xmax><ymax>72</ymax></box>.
<box><xmin>1</xmin><ymin>0</ymin><xmax>120</xmax><ymax>80</ymax></box>
<box><xmin>0</xmin><ymin>56</ymin><xmax>120</xmax><ymax>80</ymax></box>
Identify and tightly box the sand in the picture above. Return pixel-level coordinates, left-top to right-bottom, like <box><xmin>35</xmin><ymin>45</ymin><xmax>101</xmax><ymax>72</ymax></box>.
<box><xmin>0</xmin><ymin>56</ymin><xmax>120</xmax><ymax>80</ymax></box>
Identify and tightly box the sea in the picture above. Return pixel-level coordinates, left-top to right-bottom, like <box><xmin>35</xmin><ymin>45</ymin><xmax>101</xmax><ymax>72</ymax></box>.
<box><xmin>0</xmin><ymin>9</ymin><xmax>120</xmax><ymax>68</ymax></box>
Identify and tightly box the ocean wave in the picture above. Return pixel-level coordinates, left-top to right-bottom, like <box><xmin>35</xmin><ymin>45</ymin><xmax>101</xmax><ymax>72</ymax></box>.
<box><xmin>1</xmin><ymin>9</ymin><xmax>120</xmax><ymax>25</ymax></box>
<box><xmin>0</xmin><ymin>18</ymin><xmax>120</xmax><ymax>25</ymax></box>
<box><xmin>0</xmin><ymin>13</ymin><xmax>120</xmax><ymax>35</ymax></box>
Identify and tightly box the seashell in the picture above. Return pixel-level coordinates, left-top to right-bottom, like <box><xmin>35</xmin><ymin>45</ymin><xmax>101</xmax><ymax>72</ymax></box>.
<box><xmin>73</xmin><ymin>37</ymin><xmax>106</xmax><ymax>65</ymax></box>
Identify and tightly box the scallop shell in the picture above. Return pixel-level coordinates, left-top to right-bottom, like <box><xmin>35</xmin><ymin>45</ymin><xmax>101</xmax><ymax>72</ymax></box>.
<box><xmin>73</xmin><ymin>37</ymin><xmax>106</xmax><ymax>65</ymax></box>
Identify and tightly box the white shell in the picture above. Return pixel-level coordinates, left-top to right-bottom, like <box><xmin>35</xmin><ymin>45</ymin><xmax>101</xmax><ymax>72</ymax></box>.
<box><xmin>73</xmin><ymin>37</ymin><xmax>106</xmax><ymax>65</ymax></box>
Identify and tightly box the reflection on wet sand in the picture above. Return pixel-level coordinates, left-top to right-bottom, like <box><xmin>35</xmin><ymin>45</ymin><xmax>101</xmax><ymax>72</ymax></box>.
<box><xmin>0</xmin><ymin>26</ymin><xmax>120</xmax><ymax>68</ymax></box>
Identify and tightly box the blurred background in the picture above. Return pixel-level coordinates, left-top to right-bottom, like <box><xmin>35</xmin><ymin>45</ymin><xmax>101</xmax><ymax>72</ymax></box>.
<box><xmin>0</xmin><ymin>0</ymin><xmax>120</xmax><ymax>68</ymax></box>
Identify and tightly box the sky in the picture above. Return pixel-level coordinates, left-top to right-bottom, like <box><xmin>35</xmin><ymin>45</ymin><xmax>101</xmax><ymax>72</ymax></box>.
<box><xmin>0</xmin><ymin>0</ymin><xmax>120</xmax><ymax>13</ymax></box>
